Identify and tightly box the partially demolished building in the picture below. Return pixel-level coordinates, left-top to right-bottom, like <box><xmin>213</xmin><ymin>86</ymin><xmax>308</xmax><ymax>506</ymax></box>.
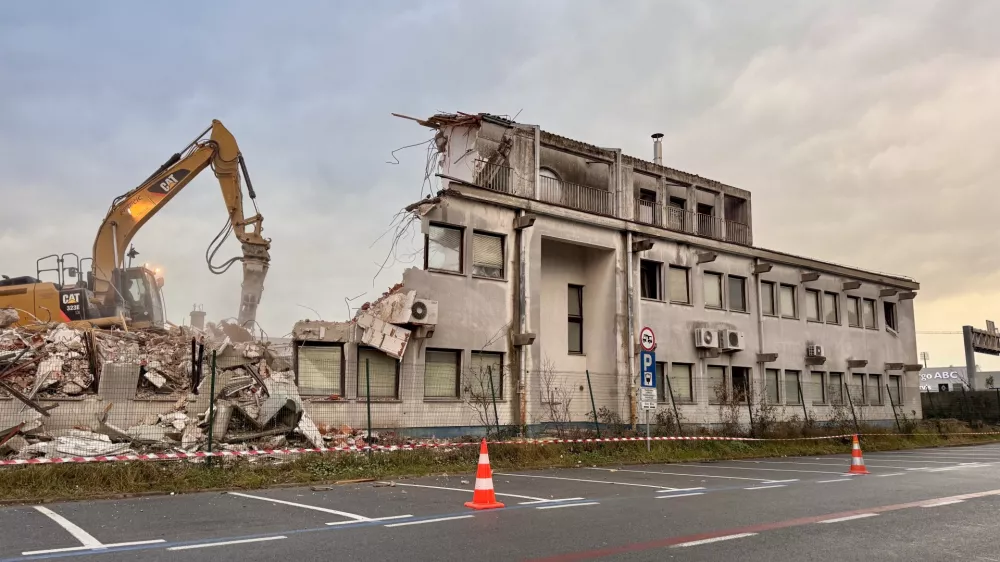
<box><xmin>290</xmin><ymin>112</ymin><xmax>922</xmax><ymax>432</ymax></box>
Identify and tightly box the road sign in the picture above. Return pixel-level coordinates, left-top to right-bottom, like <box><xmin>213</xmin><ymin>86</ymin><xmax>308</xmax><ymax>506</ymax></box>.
<box><xmin>639</xmin><ymin>350</ymin><xmax>656</xmax><ymax>389</ymax></box>
<box><xmin>639</xmin><ymin>327</ymin><xmax>656</xmax><ymax>351</ymax></box>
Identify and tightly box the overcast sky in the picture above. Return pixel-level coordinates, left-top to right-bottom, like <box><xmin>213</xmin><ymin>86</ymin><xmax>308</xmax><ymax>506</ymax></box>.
<box><xmin>2</xmin><ymin>0</ymin><xmax>998</xmax><ymax>368</ymax></box>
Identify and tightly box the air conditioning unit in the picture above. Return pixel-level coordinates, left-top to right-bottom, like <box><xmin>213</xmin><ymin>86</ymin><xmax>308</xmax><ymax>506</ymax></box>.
<box><xmin>409</xmin><ymin>299</ymin><xmax>439</xmax><ymax>325</ymax></box>
<box><xmin>806</xmin><ymin>344</ymin><xmax>826</xmax><ymax>358</ymax></box>
<box><xmin>720</xmin><ymin>329</ymin><xmax>746</xmax><ymax>352</ymax></box>
<box><xmin>694</xmin><ymin>328</ymin><xmax>718</xmax><ymax>349</ymax></box>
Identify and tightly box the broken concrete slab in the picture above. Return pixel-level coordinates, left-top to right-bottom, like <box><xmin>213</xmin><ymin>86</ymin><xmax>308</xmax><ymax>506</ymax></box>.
<box><xmin>127</xmin><ymin>425</ymin><xmax>168</xmax><ymax>444</ymax></box>
<box><xmin>296</xmin><ymin>414</ymin><xmax>324</xmax><ymax>449</ymax></box>
<box><xmin>54</xmin><ymin>431</ymin><xmax>131</xmax><ymax>456</ymax></box>
<box><xmin>0</xmin><ymin>435</ymin><xmax>27</xmax><ymax>455</ymax></box>
<box><xmin>144</xmin><ymin>371</ymin><xmax>167</xmax><ymax>389</ymax></box>
<box><xmin>210</xmin><ymin>402</ymin><xmax>233</xmax><ymax>438</ymax></box>
<box><xmin>98</xmin><ymin>362</ymin><xmax>140</xmax><ymax>402</ymax></box>
<box><xmin>0</xmin><ymin>308</ymin><xmax>19</xmax><ymax>328</ymax></box>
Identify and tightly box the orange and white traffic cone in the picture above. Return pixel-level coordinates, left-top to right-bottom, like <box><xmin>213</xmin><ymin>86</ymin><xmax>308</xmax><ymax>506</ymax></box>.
<box><xmin>847</xmin><ymin>434</ymin><xmax>869</xmax><ymax>475</ymax></box>
<box><xmin>465</xmin><ymin>438</ymin><xmax>505</xmax><ymax>510</ymax></box>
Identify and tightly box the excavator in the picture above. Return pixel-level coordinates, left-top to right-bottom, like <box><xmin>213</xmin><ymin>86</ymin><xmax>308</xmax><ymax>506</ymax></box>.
<box><xmin>0</xmin><ymin>120</ymin><xmax>271</xmax><ymax>330</ymax></box>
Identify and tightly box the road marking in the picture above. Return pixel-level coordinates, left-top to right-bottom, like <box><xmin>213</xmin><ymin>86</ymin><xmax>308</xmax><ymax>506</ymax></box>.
<box><xmin>656</xmin><ymin>492</ymin><xmax>705</xmax><ymax>499</ymax></box>
<box><xmin>22</xmin><ymin>540</ymin><xmax>166</xmax><ymax>556</ymax></box>
<box><xmin>587</xmin><ymin>467</ymin><xmax>774</xmax><ymax>482</ymax></box>
<box><xmin>673</xmin><ymin>533</ymin><xmax>758</xmax><ymax>548</ymax></box>
<box><xmin>730</xmin><ymin>459</ymin><xmax>928</xmax><ymax>470</ymax></box>
<box><xmin>745</xmin><ymin>485</ymin><xmax>786</xmax><ymax>490</ymax></box>
<box><xmin>688</xmin><ymin>463</ymin><xmax>842</xmax><ymax>475</ymax></box>
<box><xmin>519</xmin><ymin>497</ymin><xmax>586</xmax><ymax>505</ymax></box>
<box><xmin>922</xmin><ymin>499</ymin><xmax>965</xmax><ymax>508</ymax></box>
<box><xmin>33</xmin><ymin>506</ymin><xmax>103</xmax><ymax>548</ymax></box>
<box><xmin>167</xmin><ymin>536</ymin><xmax>286</xmax><ymax>551</ymax></box>
<box><xmin>875</xmin><ymin>472</ymin><xmax>906</xmax><ymax>477</ymax></box>
<box><xmin>385</xmin><ymin>515</ymin><xmax>475</xmax><ymax>527</ymax></box>
<box><xmin>818</xmin><ymin>513</ymin><xmax>877</xmax><ymax>524</ymax></box>
<box><xmin>392</xmin><ymin>482</ymin><xmax>554</xmax><ymax>502</ymax></box>
<box><xmin>325</xmin><ymin>515</ymin><xmax>413</xmax><ymax>526</ymax></box>
<box><xmin>228</xmin><ymin>491</ymin><xmax>376</xmax><ymax>521</ymax></box>
<box><xmin>866</xmin><ymin>455</ymin><xmax>989</xmax><ymax>464</ymax></box>
<box><xmin>537</xmin><ymin>501</ymin><xmax>600</xmax><ymax>510</ymax></box>
<box><xmin>497</xmin><ymin>471</ymin><xmax>694</xmax><ymax>491</ymax></box>
<box><xmin>816</xmin><ymin>479</ymin><xmax>852</xmax><ymax>483</ymax></box>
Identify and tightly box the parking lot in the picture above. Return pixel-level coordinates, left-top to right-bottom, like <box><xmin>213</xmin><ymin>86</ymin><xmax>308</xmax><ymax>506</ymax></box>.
<box><xmin>4</xmin><ymin>444</ymin><xmax>1000</xmax><ymax>561</ymax></box>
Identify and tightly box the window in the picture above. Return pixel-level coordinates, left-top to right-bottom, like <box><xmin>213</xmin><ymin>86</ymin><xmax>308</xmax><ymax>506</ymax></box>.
<box><xmin>656</xmin><ymin>362</ymin><xmax>667</xmax><ymax>401</ymax></box>
<box><xmin>469</xmin><ymin>352</ymin><xmax>503</xmax><ymax>399</ymax></box>
<box><xmin>668</xmin><ymin>266</ymin><xmax>690</xmax><ymax>304</ymax></box>
<box><xmin>669</xmin><ymin>363</ymin><xmax>693</xmax><ymax>402</ymax></box>
<box><xmin>472</xmin><ymin>232</ymin><xmax>504</xmax><ymax>279</ymax></box>
<box><xmin>704</xmin><ymin>272</ymin><xmax>723</xmax><ymax>309</ymax></box>
<box><xmin>851</xmin><ymin>373</ymin><xmax>866</xmax><ymax>404</ymax></box>
<box><xmin>296</xmin><ymin>344</ymin><xmax>343</xmax><ymax>396</ymax></box>
<box><xmin>847</xmin><ymin>296</ymin><xmax>861</xmax><ymax>327</ymax></box>
<box><xmin>568</xmin><ymin>285</ymin><xmax>583</xmax><ymax>354</ymax></box>
<box><xmin>868</xmin><ymin>374</ymin><xmax>882</xmax><ymax>405</ymax></box>
<box><xmin>707</xmin><ymin>365</ymin><xmax>726</xmax><ymax>402</ymax></box>
<box><xmin>785</xmin><ymin>370</ymin><xmax>802</xmax><ymax>405</ymax></box>
<box><xmin>828</xmin><ymin>373</ymin><xmax>844</xmax><ymax>405</ymax></box>
<box><xmin>761</xmin><ymin>281</ymin><xmax>776</xmax><ymax>316</ymax></box>
<box><xmin>640</xmin><ymin>260</ymin><xmax>662</xmax><ymax>300</ymax></box>
<box><xmin>888</xmin><ymin>375</ymin><xmax>901</xmax><ymax>405</ymax></box>
<box><xmin>732</xmin><ymin>367</ymin><xmax>751</xmax><ymax>402</ymax></box>
<box><xmin>810</xmin><ymin>371</ymin><xmax>825</xmax><ymax>404</ymax></box>
<box><xmin>357</xmin><ymin>347</ymin><xmax>399</xmax><ymax>399</ymax></box>
<box><xmin>780</xmin><ymin>284</ymin><xmax>797</xmax><ymax>318</ymax></box>
<box><xmin>862</xmin><ymin>298</ymin><xmax>877</xmax><ymax>329</ymax></box>
<box><xmin>425</xmin><ymin>223</ymin><xmax>463</xmax><ymax>273</ymax></box>
<box><xmin>728</xmin><ymin>276</ymin><xmax>747</xmax><ymax>312</ymax></box>
<box><xmin>424</xmin><ymin>350</ymin><xmax>460</xmax><ymax>398</ymax></box>
<box><xmin>884</xmin><ymin>301</ymin><xmax>898</xmax><ymax>331</ymax></box>
<box><xmin>805</xmin><ymin>289</ymin><xmax>821</xmax><ymax>322</ymax></box>
<box><xmin>824</xmin><ymin>292</ymin><xmax>840</xmax><ymax>324</ymax></box>
<box><xmin>766</xmin><ymin>369</ymin><xmax>780</xmax><ymax>403</ymax></box>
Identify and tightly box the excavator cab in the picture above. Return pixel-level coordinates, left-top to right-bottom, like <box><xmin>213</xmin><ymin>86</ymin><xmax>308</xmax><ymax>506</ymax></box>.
<box><xmin>117</xmin><ymin>266</ymin><xmax>165</xmax><ymax>328</ymax></box>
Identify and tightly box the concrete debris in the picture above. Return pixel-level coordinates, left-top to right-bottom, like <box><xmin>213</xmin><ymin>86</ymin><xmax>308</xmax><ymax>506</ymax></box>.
<box><xmin>144</xmin><ymin>371</ymin><xmax>167</xmax><ymax>389</ymax></box>
<box><xmin>0</xmin><ymin>308</ymin><xmax>19</xmax><ymax>329</ymax></box>
<box><xmin>54</xmin><ymin>430</ymin><xmax>132</xmax><ymax>457</ymax></box>
<box><xmin>0</xmin><ymin>435</ymin><xmax>27</xmax><ymax>455</ymax></box>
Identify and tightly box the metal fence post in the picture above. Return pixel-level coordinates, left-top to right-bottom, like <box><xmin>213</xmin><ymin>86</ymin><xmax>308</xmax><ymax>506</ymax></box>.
<box><xmin>487</xmin><ymin>365</ymin><xmax>500</xmax><ymax>437</ymax></box>
<box><xmin>744</xmin><ymin>381</ymin><xmax>755</xmax><ymax>438</ymax></box>
<box><xmin>961</xmin><ymin>386</ymin><xmax>973</xmax><ymax>425</ymax></box>
<box><xmin>585</xmin><ymin>370</ymin><xmax>601</xmax><ymax>438</ymax></box>
<box><xmin>663</xmin><ymin>368</ymin><xmax>683</xmax><ymax>436</ymax></box>
<box><xmin>887</xmin><ymin>383</ymin><xmax>902</xmax><ymax>432</ymax></box>
<box><xmin>797</xmin><ymin>378</ymin><xmax>809</xmax><ymax>424</ymax></box>
<box><xmin>844</xmin><ymin>383</ymin><xmax>860</xmax><ymax>435</ymax></box>
<box><xmin>995</xmin><ymin>389</ymin><xmax>1000</xmax><ymax>424</ymax></box>
<box><xmin>206</xmin><ymin>350</ymin><xmax>217</xmax><ymax>466</ymax></box>
<box><xmin>365</xmin><ymin>358</ymin><xmax>372</xmax><ymax>447</ymax></box>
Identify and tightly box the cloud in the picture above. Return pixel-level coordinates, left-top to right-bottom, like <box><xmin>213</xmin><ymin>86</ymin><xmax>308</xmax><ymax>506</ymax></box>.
<box><xmin>3</xmin><ymin>0</ymin><xmax>1000</xmax><ymax>367</ymax></box>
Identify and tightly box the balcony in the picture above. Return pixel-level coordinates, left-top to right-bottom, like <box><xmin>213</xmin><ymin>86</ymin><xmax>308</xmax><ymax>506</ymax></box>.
<box><xmin>474</xmin><ymin>159</ymin><xmax>515</xmax><ymax>195</ymax></box>
<box><xmin>539</xmin><ymin>176</ymin><xmax>615</xmax><ymax>217</ymax></box>
<box><xmin>633</xmin><ymin>197</ymin><xmax>752</xmax><ymax>246</ymax></box>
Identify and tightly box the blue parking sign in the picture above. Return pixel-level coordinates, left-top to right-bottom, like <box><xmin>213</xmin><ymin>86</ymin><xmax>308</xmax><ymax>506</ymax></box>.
<box><xmin>640</xmin><ymin>350</ymin><xmax>656</xmax><ymax>389</ymax></box>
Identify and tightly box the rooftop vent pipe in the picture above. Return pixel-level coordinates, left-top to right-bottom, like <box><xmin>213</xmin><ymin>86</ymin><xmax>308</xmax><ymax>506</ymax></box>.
<box><xmin>651</xmin><ymin>133</ymin><xmax>663</xmax><ymax>165</ymax></box>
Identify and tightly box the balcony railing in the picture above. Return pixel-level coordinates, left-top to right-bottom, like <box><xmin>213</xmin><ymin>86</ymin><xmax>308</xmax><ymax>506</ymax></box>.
<box><xmin>539</xmin><ymin>176</ymin><xmax>615</xmax><ymax>217</ymax></box>
<box><xmin>633</xmin><ymin>197</ymin><xmax>752</xmax><ymax>246</ymax></box>
<box><xmin>474</xmin><ymin>159</ymin><xmax>515</xmax><ymax>194</ymax></box>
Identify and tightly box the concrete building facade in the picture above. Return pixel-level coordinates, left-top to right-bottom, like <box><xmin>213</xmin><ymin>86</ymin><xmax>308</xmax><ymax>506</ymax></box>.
<box><xmin>293</xmin><ymin>112</ymin><xmax>923</xmax><ymax>433</ymax></box>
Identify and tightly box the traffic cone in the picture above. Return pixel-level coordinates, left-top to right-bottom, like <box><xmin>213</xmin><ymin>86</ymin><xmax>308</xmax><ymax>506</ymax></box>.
<box><xmin>465</xmin><ymin>438</ymin><xmax>505</xmax><ymax>510</ymax></box>
<box><xmin>847</xmin><ymin>434</ymin><xmax>869</xmax><ymax>475</ymax></box>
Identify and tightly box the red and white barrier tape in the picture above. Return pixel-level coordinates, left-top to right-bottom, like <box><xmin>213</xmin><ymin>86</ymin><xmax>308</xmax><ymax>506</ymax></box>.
<box><xmin>2</xmin><ymin>431</ymin><xmax>998</xmax><ymax>467</ymax></box>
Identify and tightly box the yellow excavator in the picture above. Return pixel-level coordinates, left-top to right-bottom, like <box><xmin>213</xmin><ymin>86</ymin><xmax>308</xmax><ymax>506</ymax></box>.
<box><xmin>0</xmin><ymin>120</ymin><xmax>271</xmax><ymax>330</ymax></box>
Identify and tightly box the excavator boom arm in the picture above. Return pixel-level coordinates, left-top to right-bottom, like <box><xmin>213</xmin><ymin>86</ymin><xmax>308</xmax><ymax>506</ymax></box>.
<box><xmin>91</xmin><ymin>120</ymin><xmax>270</xmax><ymax>326</ymax></box>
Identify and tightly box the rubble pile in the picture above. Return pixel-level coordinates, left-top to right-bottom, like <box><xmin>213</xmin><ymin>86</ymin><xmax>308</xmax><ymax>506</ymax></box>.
<box><xmin>1</xmin><ymin>324</ymin><xmax>97</xmax><ymax>398</ymax></box>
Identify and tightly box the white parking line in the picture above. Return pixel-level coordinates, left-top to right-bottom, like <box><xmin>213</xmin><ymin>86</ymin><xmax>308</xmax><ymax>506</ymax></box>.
<box><xmin>325</xmin><ymin>515</ymin><xmax>413</xmax><ymax>526</ymax></box>
<box><xmin>744</xmin><ymin>485</ymin><xmax>786</xmax><ymax>490</ymax></box>
<box><xmin>392</xmin><ymin>482</ymin><xmax>560</xmax><ymax>502</ymax></box>
<box><xmin>819</xmin><ymin>513</ymin><xmax>877</xmax><ymax>524</ymax></box>
<box><xmin>227</xmin><ymin>492</ymin><xmax>396</xmax><ymax>522</ymax></box>
<box><xmin>730</xmin><ymin>459</ymin><xmax>930</xmax><ymax>470</ymax></box>
<box><xmin>674</xmin><ymin>533</ymin><xmax>757</xmax><ymax>547</ymax></box>
<box><xmin>588</xmin><ymin>467</ymin><xmax>776</xmax><ymax>482</ymax></box>
<box><xmin>167</xmin><ymin>536</ymin><xmax>286</xmax><ymax>551</ymax></box>
<box><xmin>816</xmin><ymin>479</ymin><xmax>852</xmax><ymax>483</ymax></box>
<box><xmin>875</xmin><ymin>472</ymin><xmax>906</xmax><ymax>477</ymax></box>
<box><xmin>687</xmin><ymin>463</ymin><xmax>842</xmax><ymax>475</ymax></box>
<box><xmin>497</xmin><ymin>471</ymin><xmax>698</xmax><ymax>492</ymax></box>
<box><xmin>23</xmin><ymin>506</ymin><xmax>166</xmax><ymax>556</ymax></box>
<box><xmin>922</xmin><ymin>499</ymin><xmax>964</xmax><ymax>508</ymax></box>
<box><xmin>656</xmin><ymin>492</ymin><xmax>705</xmax><ymax>499</ymax></box>
<box><xmin>536</xmin><ymin>501</ymin><xmax>600</xmax><ymax>510</ymax></box>
<box><xmin>518</xmin><ymin>497</ymin><xmax>586</xmax><ymax>505</ymax></box>
<box><xmin>384</xmin><ymin>515</ymin><xmax>475</xmax><ymax>527</ymax></box>
<box><xmin>865</xmin><ymin>455</ymin><xmax>990</xmax><ymax>464</ymax></box>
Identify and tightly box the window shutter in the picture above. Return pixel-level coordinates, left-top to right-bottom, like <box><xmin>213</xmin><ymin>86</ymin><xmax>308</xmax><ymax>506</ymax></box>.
<box><xmin>297</xmin><ymin>346</ymin><xmax>342</xmax><ymax>395</ymax></box>
<box><xmin>358</xmin><ymin>349</ymin><xmax>398</xmax><ymax>398</ymax></box>
<box><xmin>473</xmin><ymin>233</ymin><xmax>503</xmax><ymax>277</ymax></box>
<box><xmin>469</xmin><ymin>352</ymin><xmax>503</xmax><ymax>399</ymax></box>
<box><xmin>424</xmin><ymin>351</ymin><xmax>459</xmax><ymax>398</ymax></box>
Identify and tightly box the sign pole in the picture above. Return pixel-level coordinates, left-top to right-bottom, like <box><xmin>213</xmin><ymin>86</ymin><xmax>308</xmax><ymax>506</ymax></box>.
<box><xmin>645</xmin><ymin>410</ymin><xmax>650</xmax><ymax>452</ymax></box>
<box><xmin>638</xmin><ymin>326</ymin><xmax>657</xmax><ymax>448</ymax></box>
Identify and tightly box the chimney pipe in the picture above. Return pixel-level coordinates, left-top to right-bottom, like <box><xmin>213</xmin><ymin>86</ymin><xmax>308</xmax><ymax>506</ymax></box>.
<box><xmin>651</xmin><ymin>133</ymin><xmax>664</xmax><ymax>165</ymax></box>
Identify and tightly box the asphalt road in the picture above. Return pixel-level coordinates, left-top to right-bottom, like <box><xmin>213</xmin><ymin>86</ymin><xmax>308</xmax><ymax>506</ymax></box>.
<box><xmin>4</xmin><ymin>442</ymin><xmax>1000</xmax><ymax>561</ymax></box>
